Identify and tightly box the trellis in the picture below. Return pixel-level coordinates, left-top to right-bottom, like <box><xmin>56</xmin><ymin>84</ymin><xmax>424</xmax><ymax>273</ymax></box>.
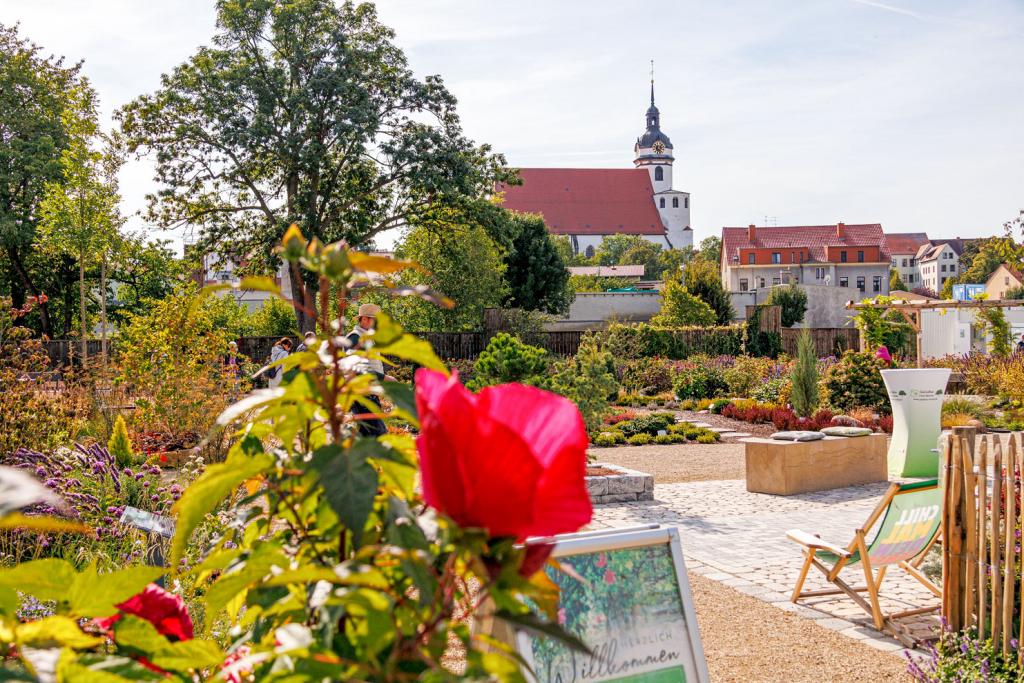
<box><xmin>845</xmin><ymin>298</ymin><xmax>1024</xmax><ymax>368</ymax></box>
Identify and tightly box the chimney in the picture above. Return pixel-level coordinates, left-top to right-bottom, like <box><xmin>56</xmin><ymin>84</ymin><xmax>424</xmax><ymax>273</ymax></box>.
<box><xmin>836</xmin><ymin>222</ymin><xmax>845</xmax><ymax>238</ymax></box>
<box><xmin>748</xmin><ymin>224</ymin><xmax>756</xmax><ymax>242</ymax></box>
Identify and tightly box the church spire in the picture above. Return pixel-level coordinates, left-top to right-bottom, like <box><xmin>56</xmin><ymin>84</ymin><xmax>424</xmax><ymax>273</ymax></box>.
<box><xmin>645</xmin><ymin>60</ymin><xmax>660</xmax><ymax>129</ymax></box>
<box><xmin>650</xmin><ymin>59</ymin><xmax>655</xmax><ymax>107</ymax></box>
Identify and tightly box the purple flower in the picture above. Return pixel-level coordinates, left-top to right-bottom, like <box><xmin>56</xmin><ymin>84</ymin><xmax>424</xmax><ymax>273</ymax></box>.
<box><xmin>43</xmin><ymin>479</ymin><xmax>58</xmax><ymax>489</ymax></box>
<box><xmin>143</xmin><ymin>481</ymin><xmax>151</xmax><ymax>489</ymax></box>
<box><xmin>150</xmin><ymin>494</ymin><xmax>159</xmax><ymax>503</ymax></box>
<box><xmin>123</xmin><ymin>468</ymin><xmax>133</xmax><ymax>477</ymax></box>
<box><xmin>34</xmin><ymin>466</ymin><xmax>46</xmax><ymax>477</ymax></box>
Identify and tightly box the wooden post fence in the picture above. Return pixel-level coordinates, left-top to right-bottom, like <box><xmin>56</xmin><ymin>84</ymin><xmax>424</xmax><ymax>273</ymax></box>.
<box><xmin>943</xmin><ymin>428</ymin><xmax>1024</xmax><ymax>659</ymax></box>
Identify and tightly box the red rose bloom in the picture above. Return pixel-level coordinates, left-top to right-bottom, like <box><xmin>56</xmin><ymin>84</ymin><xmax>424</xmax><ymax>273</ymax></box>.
<box><xmin>414</xmin><ymin>369</ymin><xmax>592</xmax><ymax>541</ymax></box>
<box><xmin>95</xmin><ymin>583</ymin><xmax>193</xmax><ymax>641</ymax></box>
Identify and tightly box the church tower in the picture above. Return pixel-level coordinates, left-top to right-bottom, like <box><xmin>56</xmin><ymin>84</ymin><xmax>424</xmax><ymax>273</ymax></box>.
<box><xmin>634</xmin><ymin>70</ymin><xmax>692</xmax><ymax>249</ymax></box>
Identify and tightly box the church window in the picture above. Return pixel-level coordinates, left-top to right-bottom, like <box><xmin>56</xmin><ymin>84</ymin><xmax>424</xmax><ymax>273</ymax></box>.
<box><xmin>659</xmin><ymin>197</ymin><xmax>665</xmax><ymax>208</ymax></box>
<box><xmin>672</xmin><ymin>197</ymin><xmax>679</xmax><ymax>208</ymax></box>
<box><xmin>654</xmin><ymin>166</ymin><xmax>664</xmax><ymax>181</ymax></box>
<box><xmin>584</xmin><ymin>245</ymin><xmax>595</xmax><ymax>259</ymax></box>
<box><xmin>684</xmin><ymin>197</ymin><xmax>689</xmax><ymax>209</ymax></box>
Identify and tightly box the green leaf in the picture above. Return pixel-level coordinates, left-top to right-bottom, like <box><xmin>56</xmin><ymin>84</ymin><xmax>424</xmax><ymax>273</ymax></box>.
<box><xmin>310</xmin><ymin>444</ymin><xmax>378</xmax><ymax>544</ymax></box>
<box><xmin>170</xmin><ymin>451</ymin><xmax>274</xmax><ymax>566</ymax></box>
<box><xmin>195</xmin><ymin>276</ymin><xmax>282</xmax><ymax>305</ymax></box>
<box><xmin>0</xmin><ymin>586</ymin><xmax>17</xmax><ymax>617</ymax></box>
<box><xmin>374</xmin><ymin>333</ymin><xmax>447</xmax><ymax>373</ymax></box>
<box><xmin>0</xmin><ymin>558</ymin><xmax>75</xmax><ymax>602</ymax></box>
<box><xmin>68</xmin><ymin>565</ymin><xmax>164</xmax><ymax>618</ymax></box>
<box><xmin>0</xmin><ymin>513</ymin><xmax>90</xmax><ymax>534</ymax></box>
<box><xmin>204</xmin><ymin>544</ymin><xmax>287</xmax><ymax>620</ymax></box>
<box><xmin>16</xmin><ymin>616</ymin><xmax>103</xmax><ymax>649</ymax></box>
<box><xmin>492</xmin><ymin>609</ymin><xmax>592</xmax><ymax>655</ymax></box>
<box><xmin>112</xmin><ymin>615</ymin><xmax>171</xmax><ymax>655</ymax></box>
<box><xmin>149</xmin><ymin>639</ymin><xmax>224</xmax><ymax>672</ymax></box>
<box><xmin>380</xmin><ymin>381</ymin><xmax>417</xmax><ymax>423</ymax></box>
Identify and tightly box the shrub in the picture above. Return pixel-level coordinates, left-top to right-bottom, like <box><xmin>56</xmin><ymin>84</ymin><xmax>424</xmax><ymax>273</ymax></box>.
<box><xmin>709</xmin><ymin>398</ymin><xmax>731</xmax><ymax>414</ymax></box>
<box><xmin>604</xmin><ymin>410</ymin><xmax>639</xmax><ymax>425</ymax></box>
<box><xmin>852</xmin><ymin>296</ymin><xmax>913</xmax><ymax>355</ymax></box>
<box><xmin>765</xmin><ymin>284</ymin><xmax>808</xmax><ymax>327</ymax></box>
<box><xmin>545</xmin><ymin>335</ymin><xmax>620</xmax><ymax>433</ymax></box>
<box><xmin>723</xmin><ymin>356</ymin><xmax>776</xmax><ymax>397</ymax></box>
<box><xmin>107</xmin><ymin>415</ymin><xmax>134</xmax><ymax>468</ymax></box>
<box><xmin>598</xmin><ymin>323</ymin><xmax>744</xmax><ymax>360</ymax></box>
<box><xmin>627</xmin><ymin>433</ymin><xmax>654</xmax><ymax>445</ymax></box>
<box><xmin>696</xmin><ymin>433</ymin><xmax>719</xmax><ymax>444</ymax></box>
<box><xmin>823</xmin><ymin>351</ymin><xmax>890</xmax><ymax>414</ymax></box>
<box><xmin>469</xmin><ymin>332</ymin><xmax>548</xmax><ymax>389</ymax></box>
<box><xmin>941</xmin><ymin>397</ymin><xmax>983</xmax><ymax>419</ymax></box>
<box><xmin>619</xmin><ymin>357</ymin><xmax>676</xmax><ymax>395</ymax></box>
<box><xmin>751</xmin><ymin>376</ymin><xmax>791</xmax><ymax>405</ymax></box>
<box><xmin>721</xmin><ymin>402</ymin><xmax>776</xmax><ymax>424</ymax></box>
<box><xmin>906</xmin><ymin>629</ymin><xmax>1021</xmax><ymax>681</ymax></box>
<box><xmin>650</xmin><ymin>281</ymin><xmax>717</xmax><ymax>327</ymax></box>
<box><xmin>770</xmin><ymin>407</ymin><xmax>835</xmax><ymax>431</ymax></box>
<box><xmin>592</xmin><ymin>432</ymin><xmax>625</xmax><ymax>447</ymax></box>
<box><xmin>941</xmin><ymin>412</ymin><xmax>976</xmax><ymax>428</ymax></box>
<box><xmin>790</xmin><ymin>329</ymin><xmax>820</xmax><ymax>417</ymax></box>
<box><xmin>613</xmin><ymin>412</ymin><xmax>677</xmax><ymax>437</ymax></box>
<box><xmin>744</xmin><ymin>306</ymin><xmax>783</xmax><ymax>358</ymax></box>
<box><xmin>674</xmin><ymin>366</ymin><xmax>728</xmax><ymax>400</ymax></box>
<box><xmin>654</xmin><ymin>434</ymin><xmax>674</xmax><ymax>444</ymax></box>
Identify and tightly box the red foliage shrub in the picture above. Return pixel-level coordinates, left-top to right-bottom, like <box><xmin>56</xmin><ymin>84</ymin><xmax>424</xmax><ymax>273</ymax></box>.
<box><xmin>603</xmin><ymin>411</ymin><xmax>639</xmax><ymax>425</ymax></box>
<box><xmin>878</xmin><ymin>415</ymin><xmax>893</xmax><ymax>434</ymax></box>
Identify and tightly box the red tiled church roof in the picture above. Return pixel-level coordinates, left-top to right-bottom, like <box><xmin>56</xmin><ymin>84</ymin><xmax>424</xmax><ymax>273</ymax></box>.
<box><xmin>883</xmin><ymin>232</ymin><xmax>931</xmax><ymax>255</ymax></box>
<box><xmin>721</xmin><ymin>224</ymin><xmax>888</xmax><ymax>263</ymax></box>
<box><xmin>496</xmin><ymin>168</ymin><xmax>665</xmax><ymax>236</ymax></box>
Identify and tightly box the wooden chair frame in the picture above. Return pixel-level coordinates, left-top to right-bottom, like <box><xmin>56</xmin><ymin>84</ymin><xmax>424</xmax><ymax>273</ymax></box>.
<box><xmin>787</xmin><ymin>480</ymin><xmax>942</xmax><ymax>632</ymax></box>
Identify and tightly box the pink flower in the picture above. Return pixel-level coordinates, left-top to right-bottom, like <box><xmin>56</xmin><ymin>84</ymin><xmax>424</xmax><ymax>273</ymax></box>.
<box><xmin>603</xmin><ymin>569</ymin><xmax>616</xmax><ymax>585</ymax></box>
<box><xmin>558</xmin><ymin>608</ymin><xmax>567</xmax><ymax>625</ymax></box>
<box><xmin>596</xmin><ymin>553</ymin><xmax>607</xmax><ymax>568</ymax></box>
<box><xmin>414</xmin><ymin>369</ymin><xmax>592</xmax><ymax>541</ymax></box>
<box><xmin>875</xmin><ymin>346</ymin><xmax>892</xmax><ymax>364</ymax></box>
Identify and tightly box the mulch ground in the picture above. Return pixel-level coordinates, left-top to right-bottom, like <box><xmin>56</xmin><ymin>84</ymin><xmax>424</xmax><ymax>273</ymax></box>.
<box><xmin>590</xmin><ymin>442</ymin><xmax>746</xmax><ymax>483</ymax></box>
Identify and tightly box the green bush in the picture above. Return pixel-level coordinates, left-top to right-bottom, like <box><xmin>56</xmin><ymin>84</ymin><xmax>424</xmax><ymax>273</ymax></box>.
<box><xmin>744</xmin><ymin>307</ymin><xmax>783</xmax><ymax>358</ymax></box>
<box><xmin>823</xmin><ymin>351</ymin><xmax>890</xmax><ymax>414</ymax></box>
<box><xmin>765</xmin><ymin>284</ymin><xmax>808</xmax><ymax>328</ymax></box>
<box><xmin>649</xmin><ymin>281</ymin><xmax>717</xmax><ymax>327</ymax></box>
<box><xmin>619</xmin><ymin>358</ymin><xmax>675</xmax><ymax>395</ymax></box>
<box><xmin>592</xmin><ymin>432</ymin><xmax>625</xmax><ymax>447</ymax></box>
<box><xmin>709</xmin><ymin>398</ymin><xmax>731</xmax><ymax>414</ymax></box>
<box><xmin>696</xmin><ymin>433</ymin><xmax>719</xmax><ymax>444</ymax></box>
<box><xmin>626</xmin><ymin>433</ymin><xmax>654</xmax><ymax>445</ymax></box>
<box><xmin>613</xmin><ymin>412</ymin><xmax>677</xmax><ymax>437</ymax></box>
<box><xmin>668</xmin><ymin>423</ymin><xmax>694</xmax><ymax>436</ymax></box>
<box><xmin>545</xmin><ymin>336</ymin><xmax>620</xmax><ymax>433</ymax></box>
<box><xmin>790</xmin><ymin>329</ymin><xmax>820</xmax><ymax>417</ymax></box>
<box><xmin>598</xmin><ymin>323</ymin><xmax>744</xmax><ymax>360</ymax></box>
<box><xmin>654</xmin><ymin>433</ymin><xmax>674</xmax><ymax>444</ymax></box>
<box><xmin>752</xmin><ymin>376</ymin><xmax>791</xmax><ymax>405</ymax></box>
<box><xmin>674</xmin><ymin>366</ymin><xmax>728</xmax><ymax>400</ymax></box>
<box><xmin>723</xmin><ymin>356</ymin><xmax>776</xmax><ymax>397</ymax></box>
<box><xmin>469</xmin><ymin>332</ymin><xmax>548</xmax><ymax>390</ymax></box>
<box><xmin>107</xmin><ymin>415</ymin><xmax>135</xmax><ymax>468</ymax></box>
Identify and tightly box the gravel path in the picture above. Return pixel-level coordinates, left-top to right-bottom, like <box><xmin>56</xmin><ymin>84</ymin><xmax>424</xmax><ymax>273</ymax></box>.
<box><xmin>690</xmin><ymin>573</ymin><xmax>913</xmax><ymax>682</ymax></box>
<box><xmin>590</xmin><ymin>442</ymin><xmax>746</xmax><ymax>483</ymax></box>
<box><xmin>677</xmin><ymin>409</ymin><xmax>777</xmax><ymax>438</ymax></box>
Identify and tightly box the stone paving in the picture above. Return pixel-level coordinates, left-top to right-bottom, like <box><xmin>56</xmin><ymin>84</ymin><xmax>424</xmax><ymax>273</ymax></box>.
<box><xmin>589</xmin><ymin>479</ymin><xmax>940</xmax><ymax>658</ymax></box>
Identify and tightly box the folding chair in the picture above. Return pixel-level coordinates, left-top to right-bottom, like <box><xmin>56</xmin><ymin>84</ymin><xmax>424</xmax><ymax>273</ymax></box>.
<box><xmin>786</xmin><ymin>478</ymin><xmax>941</xmax><ymax>632</ymax></box>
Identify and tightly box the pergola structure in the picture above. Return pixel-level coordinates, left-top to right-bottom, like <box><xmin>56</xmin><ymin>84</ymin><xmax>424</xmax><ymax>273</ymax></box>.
<box><xmin>845</xmin><ymin>298</ymin><xmax>1024</xmax><ymax>367</ymax></box>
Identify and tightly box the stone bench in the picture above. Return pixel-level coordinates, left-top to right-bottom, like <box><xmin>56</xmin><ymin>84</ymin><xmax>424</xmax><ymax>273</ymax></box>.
<box><xmin>741</xmin><ymin>434</ymin><xmax>888</xmax><ymax>496</ymax></box>
<box><xmin>586</xmin><ymin>463</ymin><xmax>654</xmax><ymax>504</ymax></box>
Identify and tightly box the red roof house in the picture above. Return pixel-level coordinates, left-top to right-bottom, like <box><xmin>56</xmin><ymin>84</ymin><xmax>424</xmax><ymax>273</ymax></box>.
<box><xmin>497</xmin><ymin>168</ymin><xmax>665</xmax><ymax>237</ymax></box>
<box><xmin>721</xmin><ymin>223</ymin><xmax>889</xmax><ymax>266</ymax></box>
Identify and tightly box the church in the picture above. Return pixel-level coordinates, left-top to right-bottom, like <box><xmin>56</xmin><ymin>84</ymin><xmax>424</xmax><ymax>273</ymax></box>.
<box><xmin>497</xmin><ymin>81</ymin><xmax>692</xmax><ymax>256</ymax></box>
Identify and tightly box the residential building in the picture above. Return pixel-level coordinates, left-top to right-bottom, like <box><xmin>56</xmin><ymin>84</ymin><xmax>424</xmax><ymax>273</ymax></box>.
<box><xmin>566</xmin><ymin>265</ymin><xmax>646</xmax><ymax>278</ymax></box>
<box><xmin>497</xmin><ymin>80</ymin><xmax>692</xmax><ymax>255</ymax></box>
<box><xmin>883</xmin><ymin>233</ymin><xmax>930</xmax><ymax>287</ymax></box>
<box><xmin>985</xmin><ymin>263</ymin><xmax>1023</xmax><ymax>300</ymax></box>
<box><xmin>916</xmin><ymin>242</ymin><xmax>961</xmax><ymax>294</ymax></box>
<box><xmin>720</xmin><ymin>222</ymin><xmax>890</xmax><ymax>297</ymax></box>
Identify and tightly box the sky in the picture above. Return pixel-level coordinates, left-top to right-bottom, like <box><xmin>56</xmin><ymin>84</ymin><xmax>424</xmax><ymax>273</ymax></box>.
<box><xmin>3</xmin><ymin>0</ymin><xmax>1023</xmax><ymax>251</ymax></box>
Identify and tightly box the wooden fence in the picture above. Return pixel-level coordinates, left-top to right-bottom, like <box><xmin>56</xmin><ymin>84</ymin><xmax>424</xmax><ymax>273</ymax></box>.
<box><xmin>943</xmin><ymin>426</ymin><xmax>1024</xmax><ymax>658</ymax></box>
<box><xmin>779</xmin><ymin>327</ymin><xmax>860</xmax><ymax>357</ymax></box>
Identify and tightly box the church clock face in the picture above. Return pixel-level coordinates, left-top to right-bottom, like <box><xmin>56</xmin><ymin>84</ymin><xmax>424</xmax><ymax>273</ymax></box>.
<box><xmin>652</xmin><ymin>141</ymin><xmax>666</xmax><ymax>153</ymax></box>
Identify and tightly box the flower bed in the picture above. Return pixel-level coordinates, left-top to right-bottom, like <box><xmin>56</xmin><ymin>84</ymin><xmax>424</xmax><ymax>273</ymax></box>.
<box><xmin>592</xmin><ymin>412</ymin><xmax>721</xmax><ymax>447</ymax></box>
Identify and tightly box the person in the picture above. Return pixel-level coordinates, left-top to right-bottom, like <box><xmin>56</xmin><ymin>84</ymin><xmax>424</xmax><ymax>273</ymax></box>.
<box><xmin>295</xmin><ymin>331</ymin><xmax>317</xmax><ymax>353</ymax></box>
<box><xmin>1016</xmin><ymin>334</ymin><xmax>1024</xmax><ymax>355</ymax></box>
<box><xmin>345</xmin><ymin>304</ymin><xmax>394</xmax><ymax>436</ymax></box>
<box><xmin>225</xmin><ymin>341</ymin><xmax>242</xmax><ymax>399</ymax></box>
<box><xmin>267</xmin><ymin>337</ymin><xmax>292</xmax><ymax>388</ymax></box>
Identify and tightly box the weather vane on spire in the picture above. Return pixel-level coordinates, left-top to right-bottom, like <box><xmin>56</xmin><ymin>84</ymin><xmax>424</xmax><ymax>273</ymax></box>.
<box><xmin>650</xmin><ymin>59</ymin><xmax>655</xmax><ymax>106</ymax></box>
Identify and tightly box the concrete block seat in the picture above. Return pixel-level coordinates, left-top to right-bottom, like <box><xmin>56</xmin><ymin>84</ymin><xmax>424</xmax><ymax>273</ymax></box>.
<box><xmin>741</xmin><ymin>434</ymin><xmax>888</xmax><ymax>496</ymax></box>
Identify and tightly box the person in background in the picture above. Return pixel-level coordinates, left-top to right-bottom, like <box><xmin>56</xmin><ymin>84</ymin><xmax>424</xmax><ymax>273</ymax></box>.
<box><xmin>225</xmin><ymin>341</ymin><xmax>241</xmax><ymax>399</ymax></box>
<box><xmin>1016</xmin><ymin>334</ymin><xmax>1024</xmax><ymax>355</ymax></box>
<box><xmin>296</xmin><ymin>331</ymin><xmax>316</xmax><ymax>353</ymax></box>
<box><xmin>267</xmin><ymin>337</ymin><xmax>292</xmax><ymax>388</ymax></box>
<box><xmin>345</xmin><ymin>304</ymin><xmax>395</xmax><ymax>436</ymax></box>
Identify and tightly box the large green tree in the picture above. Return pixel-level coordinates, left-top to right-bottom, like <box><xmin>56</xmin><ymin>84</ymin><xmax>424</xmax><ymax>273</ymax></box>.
<box><xmin>500</xmin><ymin>212</ymin><xmax>572</xmax><ymax>314</ymax></box>
<box><xmin>650</xmin><ymin>280</ymin><xmax>716</xmax><ymax>327</ymax></box>
<box><xmin>0</xmin><ymin>24</ymin><xmax>89</xmax><ymax>336</ymax></box>
<box><xmin>118</xmin><ymin>0</ymin><xmax>510</xmax><ymax>332</ymax></box>
<box><xmin>684</xmin><ymin>258</ymin><xmax>734</xmax><ymax>324</ymax></box>
<box><xmin>594</xmin><ymin>234</ymin><xmax>649</xmax><ymax>266</ymax></box>
<box><xmin>107</xmin><ymin>235</ymin><xmax>185</xmax><ymax>324</ymax></box>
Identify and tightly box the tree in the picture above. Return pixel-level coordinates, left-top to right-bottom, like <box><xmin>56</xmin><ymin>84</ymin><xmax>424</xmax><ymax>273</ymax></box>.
<box><xmin>118</xmin><ymin>0</ymin><xmax>510</xmax><ymax>332</ymax></box>
<box><xmin>684</xmin><ymin>258</ymin><xmax>734</xmax><ymax>324</ymax></box>
<box><xmin>696</xmin><ymin>236</ymin><xmax>721</xmax><ymax>264</ymax></box>
<box><xmin>38</xmin><ymin>86</ymin><xmax>121</xmax><ymax>363</ymax></box>
<box><xmin>107</xmin><ymin>236</ymin><xmax>185</xmax><ymax>324</ymax></box>
<box><xmin>650</xmin><ymin>280</ymin><xmax>716</xmax><ymax>327</ymax></box>
<box><xmin>890</xmin><ymin>269</ymin><xmax>906</xmax><ymax>292</ymax></box>
<box><xmin>620</xmin><ymin>239</ymin><xmax>665</xmax><ymax>279</ymax></box>
<box><xmin>765</xmin><ymin>284</ymin><xmax>808</xmax><ymax>327</ymax></box>
<box><xmin>499</xmin><ymin>212</ymin><xmax>572</xmax><ymax>314</ymax></box>
<box><xmin>790</xmin><ymin>329</ymin><xmax>820</xmax><ymax>417</ymax></box>
<box><xmin>0</xmin><ymin>24</ymin><xmax>89</xmax><ymax>336</ymax></box>
<box><xmin>594</xmin><ymin>235</ymin><xmax>649</xmax><ymax>266</ymax></box>
<box><xmin>1004</xmin><ymin>285</ymin><xmax>1024</xmax><ymax>300</ymax></box>
<box><xmin>385</xmin><ymin>221</ymin><xmax>508</xmax><ymax>331</ymax></box>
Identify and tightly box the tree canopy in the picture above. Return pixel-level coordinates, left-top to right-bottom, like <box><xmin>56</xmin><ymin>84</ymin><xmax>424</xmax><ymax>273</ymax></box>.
<box><xmin>684</xmin><ymin>258</ymin><xmax>734</xmax><ymax>324</ymax></box>
<box><xmin>650</xmin><ymin>280</ymin><xmax>716</xmax><ymax>327</ymax></box>
<box><xmin>118</xmin><ymin>0</ymin><xmax>511</xmax><ymax>331</ymax></box>
<box><xmin>499</xmin><ymin>212</ymin><xmax>572</xmax><ymax>314</ymax></box>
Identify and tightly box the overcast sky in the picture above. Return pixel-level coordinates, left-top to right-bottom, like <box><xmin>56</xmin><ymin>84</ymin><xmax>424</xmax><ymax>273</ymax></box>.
<box><xmin>4</xmin><ymin>0</ymin><xmax>1023</xmax><ymax>250</ymax></box>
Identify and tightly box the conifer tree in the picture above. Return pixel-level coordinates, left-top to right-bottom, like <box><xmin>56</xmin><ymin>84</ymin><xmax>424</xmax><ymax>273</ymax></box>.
<box><xmin>790</xmin><ymin>329</ymin><xmax>820</xmax><ymax>417</ymax></box>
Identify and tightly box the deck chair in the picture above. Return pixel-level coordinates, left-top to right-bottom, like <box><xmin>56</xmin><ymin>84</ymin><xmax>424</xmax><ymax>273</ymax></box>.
<box><xmin>786</xmin><ymin>478</ymin><xmax>941</xmax><ymax>631</ymax></box>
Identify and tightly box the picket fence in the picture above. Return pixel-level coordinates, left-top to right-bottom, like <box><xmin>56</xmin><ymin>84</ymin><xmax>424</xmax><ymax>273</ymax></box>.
<box><xmin>942</xmin><ymin>426</ymin><xmax>1024</xmax><ymax>660</ymax></box>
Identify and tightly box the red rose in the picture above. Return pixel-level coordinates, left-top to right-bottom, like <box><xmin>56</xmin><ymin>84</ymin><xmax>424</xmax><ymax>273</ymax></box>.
<box><xmin>414</xmin><ymin>369</ymin><xmax>592</xmax><ymax>541</ymax></box>
<box><xmin>95</xmin><ymin>583</ymin><xmax>193</xmax><ymax>641</ymax></box>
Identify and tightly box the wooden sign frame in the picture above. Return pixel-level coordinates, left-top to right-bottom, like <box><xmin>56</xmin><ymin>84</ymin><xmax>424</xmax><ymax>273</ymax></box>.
<box><xmin>513</xmin><ymin>525</ymin><xmax>710</xmax><ymax>683</ymax></box>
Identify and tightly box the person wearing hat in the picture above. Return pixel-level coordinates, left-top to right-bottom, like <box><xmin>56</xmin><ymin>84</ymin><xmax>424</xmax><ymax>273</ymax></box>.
<box><xmin>345</xmin><ymin>303</ymin><xmax>393</xmax><ymax>436</ymax></box>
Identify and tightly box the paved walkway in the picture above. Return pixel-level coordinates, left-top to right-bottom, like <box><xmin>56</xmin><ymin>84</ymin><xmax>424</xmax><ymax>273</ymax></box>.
<box><xmin>590</xmin><ymin>480</ymin><xmax>939</xmax><ymax>657</ymax></box>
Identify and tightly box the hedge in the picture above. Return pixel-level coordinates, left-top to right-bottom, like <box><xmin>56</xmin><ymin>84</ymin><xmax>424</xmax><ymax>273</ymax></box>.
<box><xmin>596</xmin><ymin>323</ymin><xmax>744</xmax><ymax>360</ymax></box>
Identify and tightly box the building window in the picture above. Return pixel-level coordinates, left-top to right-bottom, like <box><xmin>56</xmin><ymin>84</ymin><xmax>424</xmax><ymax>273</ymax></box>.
<box><xmin>672</xmin><ymin>197</ymin><xmax>679</xmax><ymax>208</ymax></box>
<box><xmin>902</xmin><ymin>258</ymin><xmax>908</xmax><ymax>267</ymax></box>
<box><xmin>942</xmin><ymin>277</ymin><xmax>948</xmax><ymax>284</ymax></box>
<box><xmin>857</xmin><ymin>276</ymin><xmax>865</xmax><ymax>292</ymax></box>
<box><xmin>759</xmin><ymin>278</ymin><xmax>766</xmax><ymax>288</ymax></box>
<box><xmin>907</xmin><ymin>273</ymin><xmax>914</xmax><ymax>283</ymax></box>
<box><xmin>659</xmin><ymin>197</ymin><xmax>665</xmax><ymax>208</ymax></box>
<box><xmin>815</xmin><ymin>267</ymin><xmax>825</xmax><ymax>280</ymax></box>
<box><xmin>772</xmin><ymin>277</ymin><xmax>781</xmax><ymax>286</ymax></box>
<box><xmin>684</xmin><ymin>197</ymin><xmax>689</xmax><ymax>209</ymax></box>
<box><xmin>857</xmin><ymin>250</ymin><xmax>865</xmax><ymax>263</ymax></box>
<box><xmin>771</xmin><ymin>252</ymin><xmax>781</xmax><ymax>264</ymax></box>
<box><xmin>739</xmin><ymin>279</ymin><xmax>748</xmax><ymax>292</ymax></box>
<box><xmin>873</xmin><ymin>276</ymin><xmax>882</xmax><ymax>292</ymax></box>
<box><xmin>839</xmin><ymin>276</ymin><xmax>849</xmax><ymax>287</ymax></box>
<box><xmin>654</xmin><ymin>166</ymin><xmax>664</xmax><ymax>181</ymax></box>
<box><xmin>840</xmin><ymin>251</ymin><xmax>848</xmax><ymax>263</ymax></box>
<box><xmin>584</xmin><ymin>245</ymin><xmax>595</xmax><ymax>258</ymax></box>
<box><xmin>1006</xmin><ymin>277</ymin><xmax>1011</xmax><ymax>286</ymax></box>
<box><xmin>748</xmin><ymin>253</ymin><xmax>756</xmax><ymax>265</ymax></box>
